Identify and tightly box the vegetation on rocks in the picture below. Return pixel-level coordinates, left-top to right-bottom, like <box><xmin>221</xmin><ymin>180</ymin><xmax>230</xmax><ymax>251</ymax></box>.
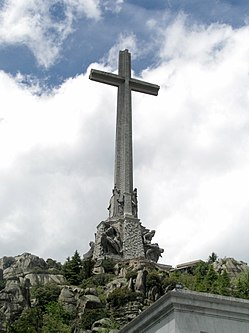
<box><xmin>0</xmin><ymin>251</ymin><xmax>248</xmax><ymax>333</ymax></box>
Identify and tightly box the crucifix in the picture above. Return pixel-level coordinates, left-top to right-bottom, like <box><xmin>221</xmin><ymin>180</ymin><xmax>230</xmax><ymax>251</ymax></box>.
<box><xmin>89</xmin><ymin>49</ymin><xmax>159</xmax><ymax>217</ymax></box>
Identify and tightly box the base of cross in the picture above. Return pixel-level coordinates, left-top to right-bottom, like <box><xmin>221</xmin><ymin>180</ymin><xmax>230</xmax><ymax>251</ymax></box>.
<box><xmin>84</xmin><ymin>217</ymin><xmax>164</xmax><ymax>264</ymax></box>
<box><xmin>83</xmin><ymin>187</ymin><xmax>164</xmax><ymax>263</ymax></box>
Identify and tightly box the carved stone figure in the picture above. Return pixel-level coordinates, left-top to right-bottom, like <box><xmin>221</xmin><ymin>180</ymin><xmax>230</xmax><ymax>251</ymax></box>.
<box><xmin>146</xmin><ymin>244</ymin><xmax>164</xmax><ymax>263</ymax></box>
<box><xmin>142</xmin><ymin>228</ymin><xmax>164</xmax><ymax>263</ymax></box>
<box><xmin>143</xmin><ymin>229</ymin><xmax>155</xmax><ymax>245</ymax></box>
<box><xmin>107</xmin><ymin>185</ymin><xmax>120</xmax><ymax>218</ymax></box>
<box><xmin>135</xmin><ymin>270</ymin><xmax>148</xmax><ymax>295</ymax></box>
<box><xmin>132</xmin><ymin>188</ymin><xmax>138</xmax><ymax>217</ymax></box>
<box><xmin>117</xmin><ymin>195</ymin><xmax>124</xmax><ymax>216</ymax></box>
<box><xmin>83</xmin><ymin>241</ymin><xmax>95</xmax><ymax>259</ymax></box>
<box><xmin>100</xmin><ymin>222</ymin><xmax>122</xmax><ymax>255</ymax></box>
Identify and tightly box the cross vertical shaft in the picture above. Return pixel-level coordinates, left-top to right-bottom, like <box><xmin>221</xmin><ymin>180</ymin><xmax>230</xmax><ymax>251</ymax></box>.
<box><xmin>115</xmin><ymin>50</ymin><xmax>133</xmax><ymax>194</ymax></box>
<box><xmin>89</xmin><ymin>49</ymin><xmax>159</xmax><ymax>217</ymax></box>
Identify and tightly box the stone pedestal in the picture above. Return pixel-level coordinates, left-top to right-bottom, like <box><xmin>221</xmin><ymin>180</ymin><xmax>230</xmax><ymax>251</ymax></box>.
<box><xmin>92</xmin><ymin>216</ymin><xmax>145</xmax><ymax>261</ymax></box>
<box><xmin>123</xmin><ymin>217</ymin><xmax>145</xmax><ymax>259</ymax></box>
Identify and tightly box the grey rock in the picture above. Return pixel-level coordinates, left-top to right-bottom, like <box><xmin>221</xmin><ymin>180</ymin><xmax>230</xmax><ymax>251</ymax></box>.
<box><xmin>92</xmin><ymin>317</ymin><xmax>113</xmax><ymax>331</ymax></box>
<box><xmin>106</xmin><ymin>277</ymin><xmax>127</xmax><ymax>295</ymax></box>
<box><xmin>3</xmin><ymin>253</ymin><xmax>47</xmax><ymax>279</ymax></box>
<box><xmin>23</xmin><ymin>273</ymin><xmax>65</xmax><ymax>286</ymax></box>
<box><xmin>84</xmin><ymin>287</ymin><xmax>98</xmax><ymax>296</ymax></box>
<box><xmin>135</xmin><ymin>270</ymin><xmax>148</xmax><ymax>294</ymax></box>
<box><xmin>213</xmin><ymin>257</ymin><xmax>248</xmax><ymax>278</ymax></box>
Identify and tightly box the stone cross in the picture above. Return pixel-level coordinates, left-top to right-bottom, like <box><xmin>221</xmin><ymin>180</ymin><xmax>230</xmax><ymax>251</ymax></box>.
<box><xmin>89</xmin><ymin>49</ymin><xmax>159</xmax><ymax>216</ymax></box>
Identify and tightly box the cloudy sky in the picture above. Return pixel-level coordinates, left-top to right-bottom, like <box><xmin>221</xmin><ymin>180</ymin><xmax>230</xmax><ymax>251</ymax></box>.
<box><xmin>1</xmin><ymin>0</ymin><xmax>249</xmax><ymax>266</ymax></box>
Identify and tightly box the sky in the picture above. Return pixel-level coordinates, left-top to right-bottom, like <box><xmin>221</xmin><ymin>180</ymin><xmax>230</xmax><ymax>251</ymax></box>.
<box><xmin>1</xmin><ymin>0</ymin><xmax>249</xmax><ymax>267</ymax></box>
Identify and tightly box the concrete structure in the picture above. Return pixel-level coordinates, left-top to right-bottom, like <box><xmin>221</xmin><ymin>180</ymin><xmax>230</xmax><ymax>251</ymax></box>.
<box><xmin>88</xmin><ymin>50</ymin><xmax>164</xmax><ymax>262</ymax></box>
<box><xmin>118</xmin><ymin>289</ymin><xmax>249</xmax><ymax>333</ymax></box>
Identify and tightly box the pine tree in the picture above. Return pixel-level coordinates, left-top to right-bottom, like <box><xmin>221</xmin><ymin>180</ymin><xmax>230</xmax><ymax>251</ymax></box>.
<box><xmin>63</xmin><ymin>250</ymin><xmax>83</xmax><ymax>285</ymax></box>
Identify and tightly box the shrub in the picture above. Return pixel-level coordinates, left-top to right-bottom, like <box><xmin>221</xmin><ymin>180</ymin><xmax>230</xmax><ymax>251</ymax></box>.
<box><xmin>107</xmin><ymin>288</ymin><xmax>142</xmax><ymax>307</ymax></box>
<box><xmin>102</xmin><ymin>258</ymin><xmax>115</xmax><ymax>274</ymax></box>
<box><xmin>80</xmin><ymin>308</ymin><xmax>107</xmax><ymax>330</ymax></box>
<box><xmin>31</xmin><ymin>283</ymin><xmax>61</xmax><ymax>308</ymax></box>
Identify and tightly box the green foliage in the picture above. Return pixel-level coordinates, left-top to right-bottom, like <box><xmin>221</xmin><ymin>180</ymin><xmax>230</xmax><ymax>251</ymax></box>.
<box><xmin>202</xmin><ymin>265</ymin><xmax>218</xmax><ymax>293</ymax></box>
<box><xmin>107</xmin><ymin>288</ymin><xmax>142</xmax><ymax>307</ymax></box>
<box><xmin>164</xmin><ymin>261</ymin><xmax>233</xmax><ymax>297</ymax></box>
<box><xmin>234</xmin><ymin>269</ymin><xmax>249</xmax><ymax>299</ymax></box>
<box><xmin>10</xmin><ymin>307</ymin><xmax>43</xmax><ymax>333</ymax></box>
<box><xmin>32</xmin><ymin>283</ymin><xmax>61</xmax><ymax>308</ymax></box>
<box><xmin>102</xmin><ymin>258</ymin><xmax>115</xmax><ymax>274</ymax></box>
<box><xmin>216</xmin><ymin>270</ymin><xmax>231</xmax><ymax>296</ymax></box>
<box><xmin>46</xmin><ymin>258</ymin><xmax>62</xmax><ymax>271</ymax></box>
<box><xmin>63</xmin><ymin>250</ymin><xmax>83</xmax><ymax>285</ymax></box>
<box><xmin>81</xmin><ymin>273</ymin><xmax>115</xmax><ymax>289</ymax></box>
<box><xmin>3</xmin><ymin>257</ymin><xmax>15</xmax><ymax>270</ymax></box>
<box><xmin>82</xmin><ymin>258</ymin><xmax>95</xmax><ymax>279</ymax></box>
<box><xmin>79</xmin><ymin>308</ymin><xmax>107</xmax><ymax>330</ymax></box>
<box><xmin>146</xmin><ymin>271</ymin><xmax>162</xmax><ymax>289</ymax></box>
<box><xmin>42</xmin><ymin>302</ymin><xmax>71</xmax><ymax>333</ymax></box>
<box><xmin>208</xmin><ymin>252</ymin><xmax>218</xmax><ymax>263</ymax></box>
<box><xmin>126</xmin><ymin>270</ymin><xmax>138</xmax><ymax>280</ymax></box>
<box><xmin>0</xmin><ymin>279</ymin><xmax>6</xmax><ymax>291</ymax></box>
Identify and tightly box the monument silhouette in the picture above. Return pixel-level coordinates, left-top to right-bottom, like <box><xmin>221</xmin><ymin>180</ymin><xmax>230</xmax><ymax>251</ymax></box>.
<box><xmin>86</xmin><ymin>50</ymin><xmax>163</xmax><ymax>263</ymax></box>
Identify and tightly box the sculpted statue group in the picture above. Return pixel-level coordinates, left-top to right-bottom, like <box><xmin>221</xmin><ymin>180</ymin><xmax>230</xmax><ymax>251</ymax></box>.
<box><xmin>107</xmin><ymin>185</ymin><xmax>138</xmax><ymax>219</ymax></box>
<box><xmin>84</xmin><ymin>186</ymin><xmax>164</xmax><ymax>263</ymax></box>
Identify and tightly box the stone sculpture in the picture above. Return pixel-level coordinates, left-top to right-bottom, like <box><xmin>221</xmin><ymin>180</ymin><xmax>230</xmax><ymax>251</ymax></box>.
<box><xmin>100</xmin><ymin>222</ymin><xmax>122</xmax><ymax>255</ymax></box>
<box><xmin>83</xmin><ymin>241</ymin><xmax>95</xmax><ymax>259</ymax></box>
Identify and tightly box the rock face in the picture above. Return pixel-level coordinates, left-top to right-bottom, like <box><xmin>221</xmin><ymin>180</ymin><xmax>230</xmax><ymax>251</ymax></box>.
<box><xmin>213</xmin><ymin>257</ymin><xmax>248</xmax><ymax>278</ymax></box>
<box><xmin>1</xmin><ymin>253</ymin><xmax>47</xmax><ymax>279</ymax></box>
<box><xmin>0</xmin><ymin>252</ymin><xmax>66</xmax><ymax>324</ymax></box>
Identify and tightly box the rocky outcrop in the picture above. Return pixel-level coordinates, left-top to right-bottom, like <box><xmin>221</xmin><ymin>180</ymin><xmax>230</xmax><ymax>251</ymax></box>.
<box><xmin>0</xmin><ymin>253</ymin><xmax>65</xmax><ymax>324</ymax></box>
<box><xmin>213</xmin><ymin>257</ymin><xmax>248</xmax><ymax>278</ymax></box>
<box><xmin>0</xmin><ymin>278</ymin><xmax>29</xmax><ymax>322</ymax></box>
<box><xmin>0</xmin><ymin>252</ymin><xmax>248</xmax><ymax>333</ymax></box>
<box><xmin>59</xmin><ymin>286</ymin><xmax>102</xmax><ymax>315</ymax></box>
<box><xmin>2</xmin><ymin>253</ymin><xmax>47</xmax><ymax>279</ymax></box>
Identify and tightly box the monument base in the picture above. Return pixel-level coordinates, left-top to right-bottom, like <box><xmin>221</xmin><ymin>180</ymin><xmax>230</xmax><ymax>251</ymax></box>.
<box><xmin>91</xmin><ymin>215</ymin><xmax>163</xmax><ymax>263</ymax></box>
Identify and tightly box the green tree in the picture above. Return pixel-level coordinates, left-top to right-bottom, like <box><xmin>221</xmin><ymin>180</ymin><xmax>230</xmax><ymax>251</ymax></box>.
<box><xmin>63</xmin><ymin>250</ymin><xmax>83</xmax><ymax>285</ymax></box>
<box><xmin>217</xmin><ymin>270</ymin><xmax>231</xmax><ymax>296</ymax></box>
<box><xmin>32</xmin><ymin>283</ymin><xmax>61</xmax><ymax>309</ymax></box>
<box><xmin>42</xmin><ymin>302</ymin><xmax>71</xmax><ymax>333</ymax></box>
<box><xmin>79</xmin><ymin>308</ymin><xmax>107</xmax><ymax>330</ymax></box>
<box><xmin>82</xmin><ymin>258</ymin><xmax>95</xmax><ymax>279</ymax></box>
<box><xmin>208</xmin><ymin>252</ymin><xmax>218</xmax><ymax>263</ymax></box>
<box><xmin>235</xmin><ymin>269</ymin><xmax>249</xmax><ymax>299</ymax></box>
<box><xmin>194</xmin><ymin>261</ymin><xmax>210</xmax><ymax>291</ymax></box>
<box><xmin>10</xmin><ymin>307</ymin><xmax>43</xmax><ymax>333</ymax></box>
<box><xmin>203</xmin><ymin>265</ymin><xmax>218</xmax><ymax>293</ymax></box>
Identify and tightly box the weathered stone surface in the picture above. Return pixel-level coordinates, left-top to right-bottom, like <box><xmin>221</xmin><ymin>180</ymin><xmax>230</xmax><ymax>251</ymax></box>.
<box><xmin>106</xmin><ymin>278</ymin><xmax>128</xmax><ymax>295</ymax></box>
<box><xmin>23</xmin><ymin>273</ymin><xmax>65</xmax><ymax>286</ymax></box>
<box><xmin>123</xmin><ymin>218</ymin><xmax>145</xmax><ymax>260</ymax></box>
<box><xmin>3</xmin><ymin>253</ymin><xmax>47</xmax><ymax>279</ymax></box>
<box><xmin>135</xmin><ymin>270</ymin><xmax>148</xmax><ymax>294</ymax></box>
<box><xmin>92</xmin><ymin>318</ymin><xmax>113</xmax><ymax>331</ymax></box>
<box><xmin>59</xmin><ymin>286</ymin><xmax>78</xmax><ymax>313</ymax></box>
<box><xmin>0</xmin><ymin>278</ymin><xmax>29</xmax><ymax>321</ymax></box>
<box><xmin>213</xmin><ymin>257</ymin><xmax>248</xmax><ymax>278</ymax></box>
<box><xmin>59</xmin><ymin>286</ymin><xmax>102</xmax><ymax>316</ymax></box>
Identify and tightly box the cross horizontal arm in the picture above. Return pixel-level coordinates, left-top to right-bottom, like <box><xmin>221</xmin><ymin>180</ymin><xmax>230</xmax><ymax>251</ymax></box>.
<box><xmin>130</xmin><ymin>78</ymin><xmax>160</xmax><ymax>96</ymax></box>
<box><xmin>89</xmin><ymin>69</ymin><xmax>124</xmax><ymax>87</ymax></box>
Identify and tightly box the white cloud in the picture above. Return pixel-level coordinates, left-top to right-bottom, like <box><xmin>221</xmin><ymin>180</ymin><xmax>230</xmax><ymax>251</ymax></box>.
<box><xmin>102</xmin><ymin>0</ymin><xmax>124</xmax><ymax>13</ymax></box>
<box><xmin>1</xmin><ymin>16</ymin><xmax>249</xmax><ymax>266</ymax></box>
<box><xmin>104</xmin><ymin>33</ymin><xmax>138</xmax><ymax>69</ymax></box>
<box><xmin>0</xmin><ymin>0</ymin><xmax>101</xmax><ymax>68</ymax></box>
